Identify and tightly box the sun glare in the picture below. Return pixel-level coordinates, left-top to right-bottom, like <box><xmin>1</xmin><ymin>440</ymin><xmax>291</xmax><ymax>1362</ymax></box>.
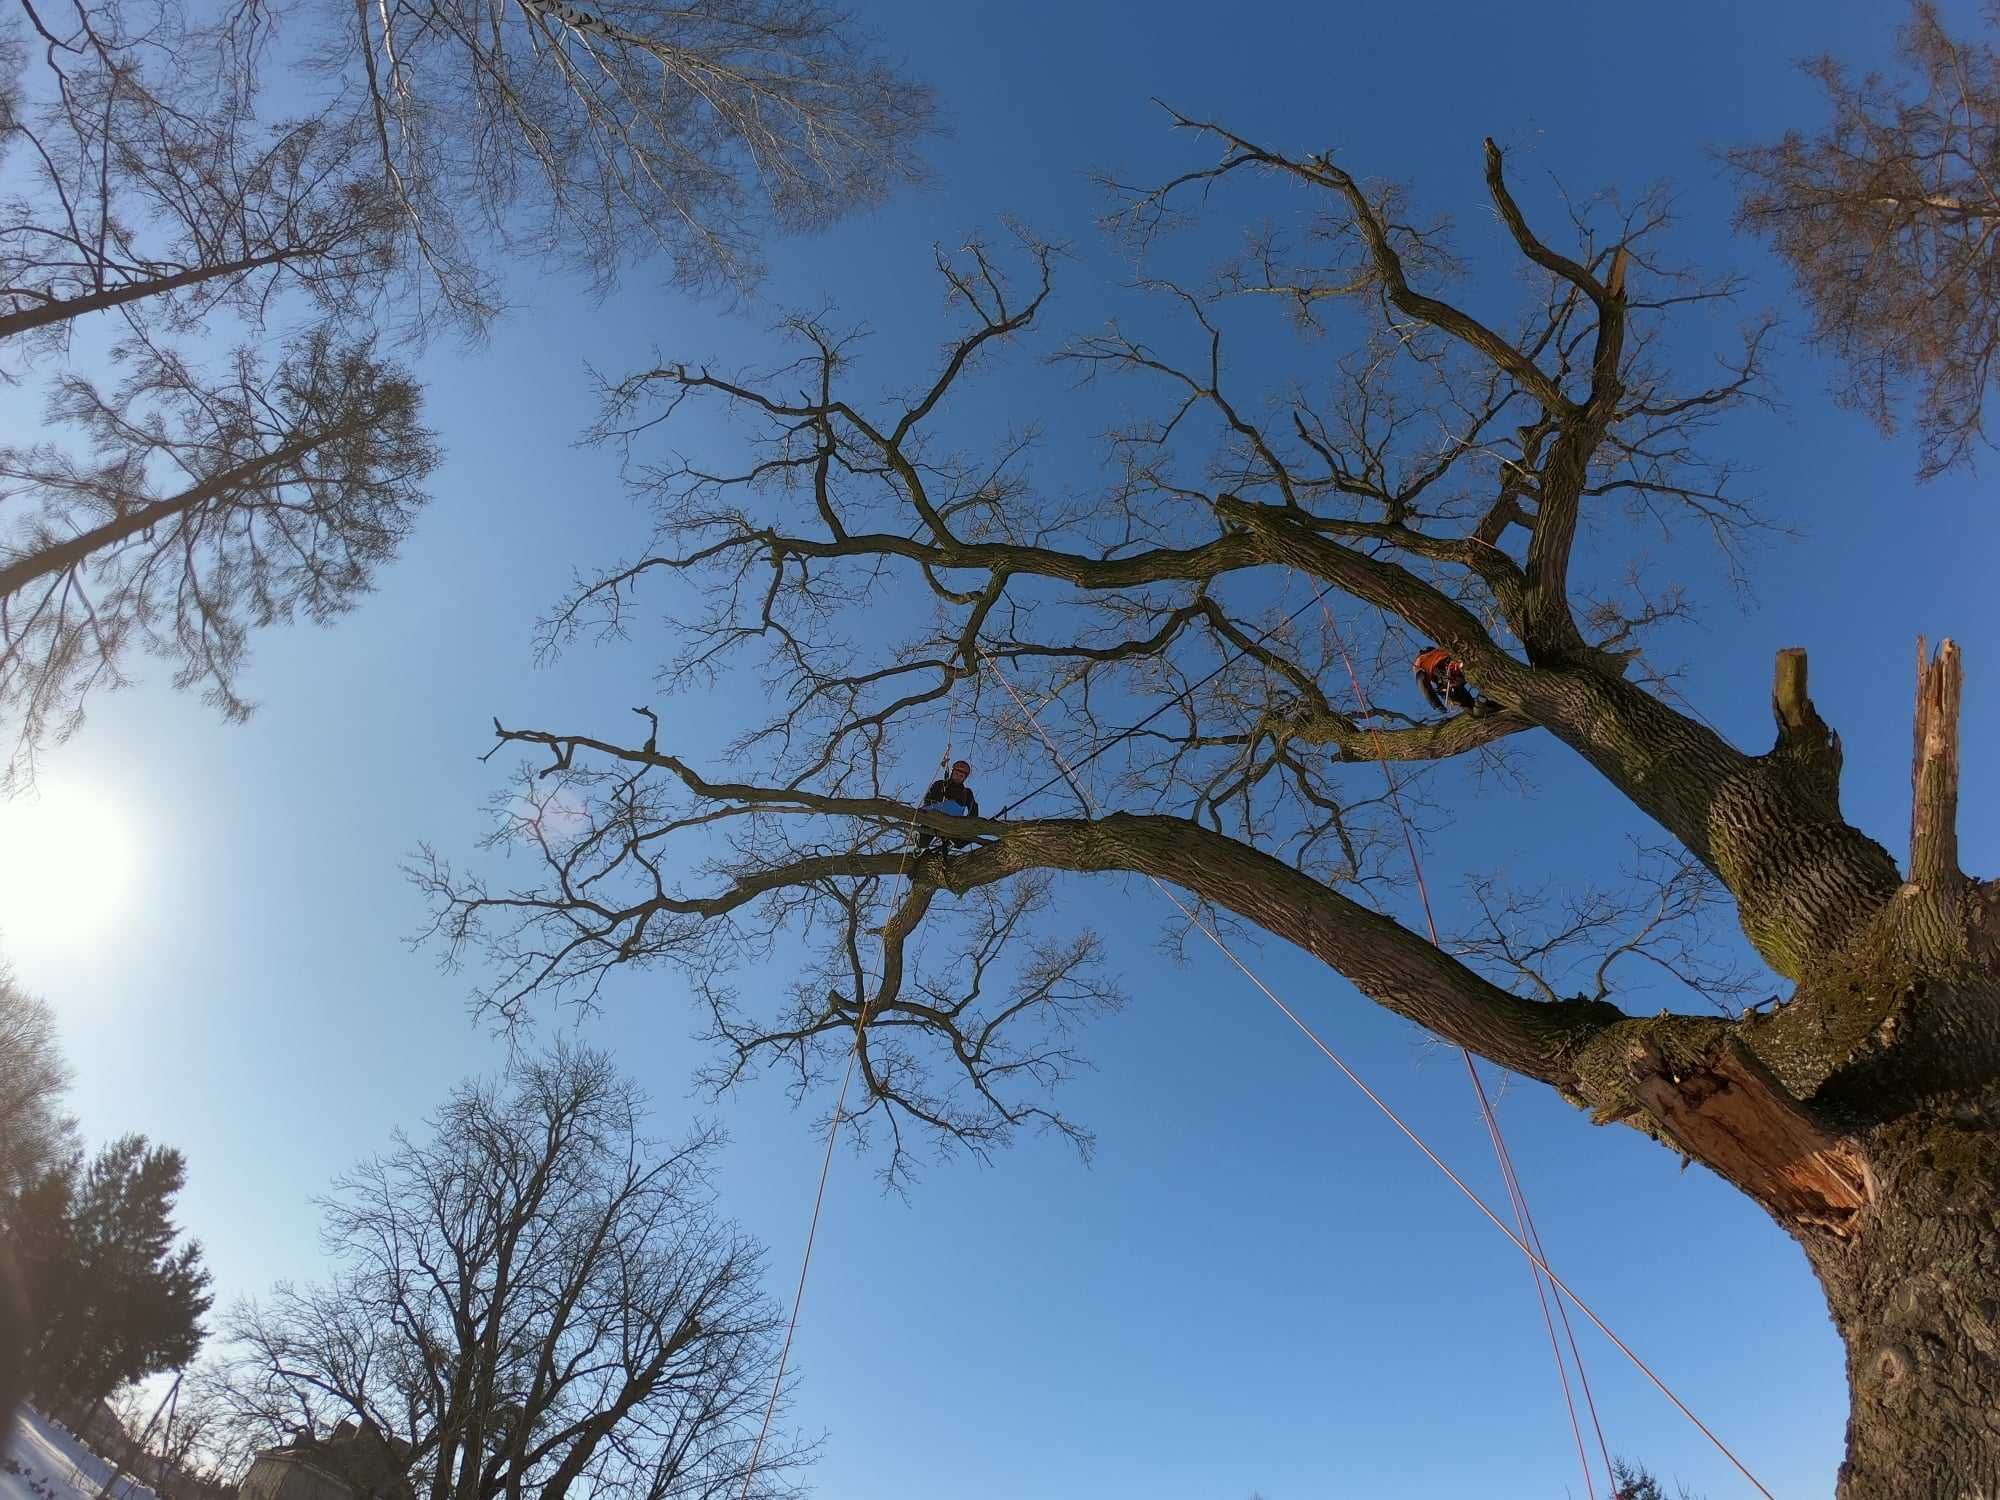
<box><xmin>0</xmin><ymin>781</ymin><xmax>139</xmax><ymax>956</ymax></box>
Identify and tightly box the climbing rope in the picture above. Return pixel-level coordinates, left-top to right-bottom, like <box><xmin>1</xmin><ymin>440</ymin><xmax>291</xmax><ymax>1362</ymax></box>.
<box><xmin>977</xmin><ymin>646</ymin><xmax>1775</xmax><ymax>1500</ymax></box>
<box><xmin>737</xmin><ymin>691</ymin><xmax>962</xmax><ymax>1498</ymax></box>
<box><xmin>1317</xmin><ymin>602</ymin><xmax>1615</xmax><ymax>1500</ymax></box>
<box><xmin>738</xmin><ymin>1043</ymin><xmax>857</xmax><ymax>1498</ymax></box>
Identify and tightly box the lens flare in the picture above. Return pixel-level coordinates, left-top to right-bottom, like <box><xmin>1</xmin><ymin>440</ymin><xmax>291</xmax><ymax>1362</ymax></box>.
<box><xmin>0</xmin><ymin>781</ymin><xmax>138</xmax><ymax>956</ymax></box>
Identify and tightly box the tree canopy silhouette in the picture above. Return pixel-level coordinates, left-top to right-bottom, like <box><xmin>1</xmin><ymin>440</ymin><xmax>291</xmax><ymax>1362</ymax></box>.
<box><xmin>421</xmin><ymin>114</ymin><xmax>1997</xmax><ymax>1496</ymax></box>
<box><xmin>1726</xmin><ymin>2</ymin><xmax>2000</xmax><ymax>478</ymax></box>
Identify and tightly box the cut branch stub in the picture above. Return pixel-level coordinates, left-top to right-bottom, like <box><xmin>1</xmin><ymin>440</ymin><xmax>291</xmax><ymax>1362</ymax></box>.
<box><xmin>1772</xmin><ymin>645</ymin><xmax>1813</xmax><ymax>733</ymax></box>
<box><xmin>1903</xmin><ymin>635</ymin><xmax>1968</xmax><ymax>961</ymax></box>
<box><xmin>1769</xmin><ymin>645</ymin><xmax>1843</xmax><ymax>818</ymax></box>
<box><xmin>1627</xmin><ymin>1034</ymin><xmax>1874</xmax><ymax>1237</ymax></box>
<box><xmin>1909</xmin><ymin>635</ymin><xmax>1964</xmax><ymax>894</ymax></box>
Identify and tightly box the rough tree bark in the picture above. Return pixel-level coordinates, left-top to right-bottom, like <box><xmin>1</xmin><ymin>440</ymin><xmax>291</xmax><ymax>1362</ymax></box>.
<box><xmin>422</xmin><ymin>120</ymin><xmax>2000</xmax><ymax>1495</ymax></box>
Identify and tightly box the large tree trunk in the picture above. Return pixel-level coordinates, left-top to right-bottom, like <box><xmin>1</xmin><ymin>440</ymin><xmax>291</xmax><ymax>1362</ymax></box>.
<box><xmin>1590</xmin><ymin>640</ymin><xmax>2000</xmax><ymax>1498</ymax></box>
<box><xmin>0</xmin><ymin>250</ymin><xmax>300</xmax><ymax>342</ymax></box>
<box><xmin>1815</xmin><ymin>1083</ymin><xmax>2000</xmax><ymax>1499</ymax></box>
<box><xmin>1557</xmin><ymin>919</ymin><xmax>2000</xmax><ymax>1500</ymax></box>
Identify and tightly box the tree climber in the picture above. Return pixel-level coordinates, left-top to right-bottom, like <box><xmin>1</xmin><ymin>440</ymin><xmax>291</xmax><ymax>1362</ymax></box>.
<box><xmin>1412</xmin><ymin>645</ymin><xmax>1492</xmax><ymax>717</ymax></box>
<box><xmin>916</xmin><ymin>759</ymin><xmax>980</xmax><ymax>857</ymax></box>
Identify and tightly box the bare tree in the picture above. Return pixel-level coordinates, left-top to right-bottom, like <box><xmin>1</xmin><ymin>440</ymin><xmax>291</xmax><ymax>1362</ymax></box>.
<box><xmin>314</xmin><ymin>0</ymin><xmax>938</xmax><ymax>309</ymax></box>
<box><xmin>0</xmin><ymin>0</ymin><xmax>433</xmax><ymax>788</ymax></box>
<box><xmin>0</xmin><ymin>960</ymin><xmax>71</xmax><ymax>1456</ymax></box>
<box><xmin>0</xmin><ymin>0</ymin><xmax>935</xmax><ymax>786</ymax></box>
<box><xmin>0</xmin><ymin>326</ymin><xmax>438</xmax><ymax>787</ymax></box>
<box><xmin>216</xmin><ymin>1046</ymin><xmax>805</xmax><ymax>1500</ymax></box>
<box><xmin>0</xmin><ymin>964</ymin><xmax>74</xmax><ymax>1201</ymax></box>
<box><xmin>173</xmin><ymin>1368</ymin><xmax>266</xmax><ymax>1493</ymax></box>
<box><xmin>416</xmin><ymin>111</ymin><xmax>2000</xmax><ymax>1495</ymax></box>
<box><xmin>111</xmin><ymin>1368</ymin><xmax>257</xmax><ymax>1498</ymax></box>
<box><xmin>0</xmin><ymin>14</ymin><xmax>409</xmax><ymax>358</ymax></box>
<box><xmin>1725</xmin><ymin>2</ymin><xmax>2000</xmax><ymax>478</ymax></box>
<box><xmin>0</xmin><ymin>960</ymin><xmax>73</xmax><ymax>1453</ymax></box>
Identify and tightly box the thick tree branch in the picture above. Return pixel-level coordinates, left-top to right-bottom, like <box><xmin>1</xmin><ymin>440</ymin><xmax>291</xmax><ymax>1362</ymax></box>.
<box><xmin>1481</xmin><ymin>136</ymin><xmax>1632</xmax><ymax>659</ymax></box>
<box><xmin>472</xmin><ymin>722</ymin><xmax>1619</xmax><ymax>1090</ymax></box>
<box><xmin>1209</xmin><ymin>495</ymin><xmax>1508</xmax><ymax>673</ymax></box>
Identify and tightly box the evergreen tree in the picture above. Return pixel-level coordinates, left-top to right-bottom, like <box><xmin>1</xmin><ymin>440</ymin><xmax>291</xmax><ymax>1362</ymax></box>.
<box><xmin>19</xmin><ymin>1135</ymin><xmax>211</xmax><ymax>1410</ymax></box>
<box><xmin>1609</xmin><ymin>1459</ymin><xmax>1708</xmax><ymax>1500</ymax></box>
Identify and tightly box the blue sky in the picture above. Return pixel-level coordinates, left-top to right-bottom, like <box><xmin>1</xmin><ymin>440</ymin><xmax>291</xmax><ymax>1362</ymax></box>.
<box><xmin>4</xmin><ymin>1</ymin><xmax>1997</xmax><ymax>1497</ymax></box>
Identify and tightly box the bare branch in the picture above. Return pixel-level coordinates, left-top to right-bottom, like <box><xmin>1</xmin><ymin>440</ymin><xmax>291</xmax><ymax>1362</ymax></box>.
<box><xmin>320</xmin><ymin>0</ymin><xmax>938</xmax><ymax>305</ymax></box>
<box><xmin>1724</xmin><ymin>4</ymin><xmax>2000</xmax><ymax>478</ymax></box>
<box><xmin>0</xmin><ymin>326</ymin><xmax>438</xmax><ymax>789</ymax></box>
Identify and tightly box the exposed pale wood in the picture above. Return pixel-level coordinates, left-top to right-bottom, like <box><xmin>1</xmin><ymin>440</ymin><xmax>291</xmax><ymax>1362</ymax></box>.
<box><xmin>1773</xmin><ymin>645</ymin><xmax>1812</xmax><ymax>733</ymax></box>
<box><xmin>1909</xmin><ymin>636</ymin><xmax>1964</xmax><ymax>893</ymax></box>
<box><xmin>1628</xmin><ymin>1035</ymin><xmax>1874</xmax><ymax>1236</ymax></box>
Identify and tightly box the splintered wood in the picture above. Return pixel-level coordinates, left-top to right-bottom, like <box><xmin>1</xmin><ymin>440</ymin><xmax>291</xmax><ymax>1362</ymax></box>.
<box><xmin>1628</xmin><ymin>1036</ymin><xmax>1874</xmax><ymax>1236</ymax></box>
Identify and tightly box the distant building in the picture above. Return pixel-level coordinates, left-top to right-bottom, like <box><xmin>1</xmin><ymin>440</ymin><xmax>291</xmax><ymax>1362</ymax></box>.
<box><xmin>238</xmin><ymin>1422</ymin><xmax>412</xmax><ymax>1500</ymax></box>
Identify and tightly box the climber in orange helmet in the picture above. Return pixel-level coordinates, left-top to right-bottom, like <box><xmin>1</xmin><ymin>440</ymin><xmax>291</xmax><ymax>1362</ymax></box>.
<box><xmin>1412</xmin><ymin>646</ymin><xmax>1492</xmax><ymax>717</ymax></box>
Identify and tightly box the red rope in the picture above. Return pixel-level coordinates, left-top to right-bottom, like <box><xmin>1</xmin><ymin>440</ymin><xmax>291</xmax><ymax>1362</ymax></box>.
<box><xmin>1469</xmin><ymin>1052</ymin><xmax>1600</xmax><ymax>1492</ymax></box>
<box><xmin>1319</xmin><ymin>607</ymin><xmax>1613</xmax><ymax>1499</ymax></box>
<box><xmin>1144</xmin><ymin>877</ymin><xmax>1775</xmax><ymax>1500</ymax></box>
<box><xmin>977</xmin><ymin>649</ymin><xmax>1775</xmax><ymax>1498</ymax></box>
<box><xmin>1485</xmin><ymin>1069</ymin><xmax>1619</xmax><ymax>1486</ymax></box>
<box><xmin>984</xmin><ymin>648</ymin><xmax>1772</xmax><ymax>1496</ymax></box>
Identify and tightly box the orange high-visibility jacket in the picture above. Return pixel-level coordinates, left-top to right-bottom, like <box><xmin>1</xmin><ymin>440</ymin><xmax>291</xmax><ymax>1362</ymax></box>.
<box><xmin>1413</xmin><ymin>646</ymin><xmax>1460</xmax><ymax>680</ymax></box>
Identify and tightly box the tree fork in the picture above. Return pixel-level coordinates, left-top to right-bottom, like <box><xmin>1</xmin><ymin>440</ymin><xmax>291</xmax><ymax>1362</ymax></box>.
<box><xmin>1688</xmin><ymin>648</ymin><xmax>1900</xmax><ymax>978</ymax></box>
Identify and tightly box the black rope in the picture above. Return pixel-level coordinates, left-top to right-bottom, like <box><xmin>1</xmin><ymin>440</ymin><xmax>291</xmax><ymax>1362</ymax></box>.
<box><xmin>990</xmin><ymin>583</ymin><xmax>1338</xmax><ymax>819</ymax></box>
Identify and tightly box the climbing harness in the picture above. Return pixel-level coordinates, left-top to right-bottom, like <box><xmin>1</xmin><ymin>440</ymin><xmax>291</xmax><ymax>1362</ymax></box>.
<box><xmin>915</xmin><ymin>759</ymin><xmax>979</xmax><ymax>859</ymax></box>
<box><xmin>977</xmin><ymin>641</ymin><xmax>1775</xmax><ymax>1500</ymax></box>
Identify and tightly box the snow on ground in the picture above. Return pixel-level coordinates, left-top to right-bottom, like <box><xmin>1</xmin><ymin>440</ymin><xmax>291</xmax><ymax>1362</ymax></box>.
<box><xmin>3</xmin><ymin>1408</ymin><xmax>158</xmax><ymax>1500</ymax></box>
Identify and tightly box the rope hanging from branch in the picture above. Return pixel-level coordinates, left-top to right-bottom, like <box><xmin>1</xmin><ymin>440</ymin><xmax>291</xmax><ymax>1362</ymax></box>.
<box><xmin>976</xmin><ymin>642</ymin><xmax>1774</xmax><ymax>1500</ymax></box>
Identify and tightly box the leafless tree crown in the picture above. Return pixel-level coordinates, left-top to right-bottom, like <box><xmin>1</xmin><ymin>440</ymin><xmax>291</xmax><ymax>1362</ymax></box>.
<box><xmin>0</xmin><ymin>0</ymin><xmax>412</xmax><ymax>356</ymax></box>
<box><xmin>0</xmin><ymin>965</ymin><xmax>77</xmax><ymax>1198</ymax></box>
<box><xmin>216</xmin><ymin>1046</ymin><xmax>806</xmax><ymax>1500</ymax></box>
<box><xmin>1725</xmin><ymin>2</ymin><xmax>2000</xmax><ymax>478</ymax></box>
<box><xmin>0</xmin><ymin>0</ymin><xmax>937</xmax><ymax>787</ymax></box>
<box><xmin>318</xmin><ymin>0</ymin><xmax>938</xmax><ymax>312</ymax></box>
<box><xmin>0</xmin><ymin>327</ymin><xmax>438</xmax><ymax>786</ymax></box>
<box><xmin>416</xmin><ymin>113</ymin><xmax>1807</xmax><ymax>1189</ymax></box>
